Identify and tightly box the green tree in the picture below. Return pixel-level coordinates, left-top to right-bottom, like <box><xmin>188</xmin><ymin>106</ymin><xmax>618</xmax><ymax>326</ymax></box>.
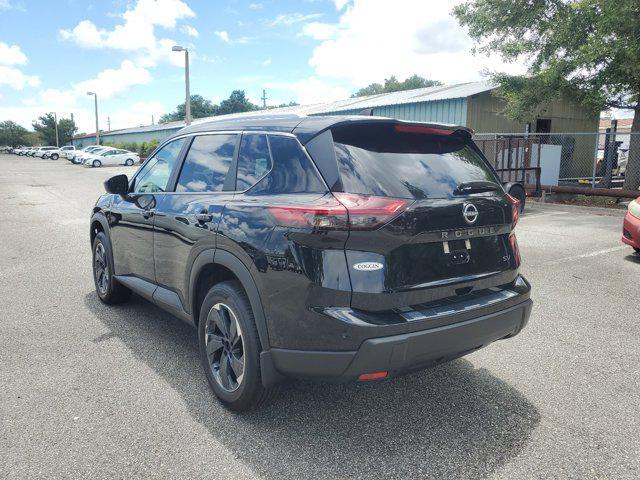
<box><xmin>217</xmin><ymin>90</ymin><xmax>258</xmax><ymax>116</ymax></box>
<box><xmin>453</xmin><ymin>0</ymin><xmax>640</xmax><ymax>190</ymax></box>
<box><xmin>0</xmin><ymin>121</ymin><xmax>29</xmax><ymax>147</ymax></box>
<box><xmin>159</xmin><ymin>94</ymin><xmax>219</xmax><ymax>123</ymax></box>
<box><xmin>32</xmin><ymin>113</ymin><xmax>77</xmax><ymax>146</ymax></box>
<box><xmin>353</xmin><ymin>75</ymin><xmax>443</xmax><ymax>97</ymax></box>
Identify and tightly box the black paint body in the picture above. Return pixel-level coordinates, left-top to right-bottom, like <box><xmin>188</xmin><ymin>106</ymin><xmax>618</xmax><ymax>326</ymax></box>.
<box><xmin>91</xmin><ymin>115</ymin><xmax>532</xmax><ymax>383</ymax></box>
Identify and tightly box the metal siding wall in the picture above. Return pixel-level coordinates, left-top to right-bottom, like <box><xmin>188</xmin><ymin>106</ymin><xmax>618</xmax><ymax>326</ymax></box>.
<box><xmin>314</xmin><ymin>99</ymin><xmax>468</xmax><ymax>125</ymax></box>
<box><xmin>72</xmin><ymin>127</ymin><xmax>182</xmax><ymax>148</ymax></box>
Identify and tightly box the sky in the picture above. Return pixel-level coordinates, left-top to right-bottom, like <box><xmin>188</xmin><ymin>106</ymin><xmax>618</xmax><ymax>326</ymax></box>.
<box><xmin>0</xmin><ymin>0</ymin><xmax>531</xmax><ymax>133</ymax></box>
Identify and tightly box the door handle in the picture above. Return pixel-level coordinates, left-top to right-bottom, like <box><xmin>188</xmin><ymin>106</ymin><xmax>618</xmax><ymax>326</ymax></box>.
<box><xmin>142</xmin><ymin>210</ymin><xmax>155</xmax><ymax>220</ymax></box>
<box><xmin>195</xmin><ymin>212</ymin><xmax>213</xmax><ymax>223</ymax></box>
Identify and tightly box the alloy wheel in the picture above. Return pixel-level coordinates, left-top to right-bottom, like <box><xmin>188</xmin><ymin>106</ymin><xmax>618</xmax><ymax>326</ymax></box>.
<box><xmin>94</xmin><ymin>243</ymin><xmax>109</xmax><ymax>295</ymax></box>
<box><xmin>205</xmin><ymin>303</ymin><xmax>245</xmax><ymax>392</ymax></box>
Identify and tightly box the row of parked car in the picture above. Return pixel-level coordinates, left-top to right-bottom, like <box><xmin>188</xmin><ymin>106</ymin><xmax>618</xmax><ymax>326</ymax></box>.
<box><xmin>3</xmin><ymin>145</ymin><xmax>140</xmax><ymax>167</ymax></box>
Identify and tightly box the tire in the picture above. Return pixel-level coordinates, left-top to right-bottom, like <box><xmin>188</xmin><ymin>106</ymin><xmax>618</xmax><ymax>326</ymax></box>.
<box><xmin>51</xmin><ymin>154</ymin><xmax>59</xmax><ymax>160</ymax></box>
<box><xmin>634</xmin><ymin>247</ymin><xmax>640</xmax><ymax>254</ymax></box>
<box><xmin>508</xmin><ymin>184</ymin><xmax>526</xmax><ymax>213</ymax></box>
<box><xmin>92</xmin><ymin>232</ymin><xmax>131</xmax><ymax>304</ymax></box>
<box><xmin>198</xmin><ymin>281</ymin><xmax>274</xmax><ymax>412</ymax></box>
<box><xmin>92</xmin><ymin>159</ymin><xmax>101</xmax><ymax>168</ymax></box>
<box><xmin>125</xmin><ymin>158</ymin><xmax>134</xmax><ymax>166</ymax></box>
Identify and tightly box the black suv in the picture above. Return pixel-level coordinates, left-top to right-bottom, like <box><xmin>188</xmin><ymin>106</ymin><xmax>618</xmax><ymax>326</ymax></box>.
<box><xmin>91</xmin><ymin>115</ymin><xmax>532</xmax><ymax>411</ymax></box>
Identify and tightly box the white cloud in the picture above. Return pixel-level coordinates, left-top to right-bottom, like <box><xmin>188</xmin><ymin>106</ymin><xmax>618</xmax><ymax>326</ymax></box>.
<box><xmin>269</xmin><ymin>13</ymin><xmax>323</xmax><ymax>27</ymax></box>
<box><xmin>302</xmin><ymin>0</ymin><xmax>526</xmax><ymax>86</ymax></box>
<box><xmin>106</xmin><ymin>101</ymin><xmax>165</xmax><ymax>130</ymax></box>
<box><xmin>73</xmin><ymin>60</ymin><xmax>152</xmax><ymax>99</ymax></box>
<box><xmin>333</xmin><ymin>0</ymin><xmax>350</xmax><ymax>10</ymax></box>
<box><xmin>300</xmin><ymin>22</ymin><xmax>337</xmax><ymax>40</ymax></box>
<box><xmin>59</xmin><ymin>0</ymin><xmax>195</xmax><ymax>67</ymax></box>
<box><xmin>181</xmin><ymin>25</ymin><xmax>199</xmax><ymax>37</ymax></box>
<box><xmin>214</xmin><ymin>31</ymin><xmax>231</xmax><ymax>43</ymax></box>
<box><xmin>273</xmin><ymin>77</ymin><xmax>351</xmax><ymax>105</ymax></box>
<box><xmin>248</xmin><ymin>3</ymin><xmax>263</xmax><ymax>9</ymax></box>
<box><xmin>0</xmin><ymin>65</ymin><xmax>40</xmax><ymax>90</ymax></box>
<box><xmin>59</xmin><ymin>20</ymin><xmax>105</xmax><ymax>48</ymax></box>
<box><xmin>0</xmin><ymin>0</ymin><xmax>12</xmax><ymax>9</ymax></box>
<box><xmin>0</xmin><ymin>42</ymin><xmax>28</xmax><ymax>65</ymax></box>
<box><xmin>39</xmin><ymin>88</ymin><xmax>78</xmax><ymax>107</ymax></box>
<box><xmin>261</xmin><ymin>57</ymin><xmax>272</xmax><ymax>67</ymax></box>
<box><xmin>213</xmin><ymin>31</ymin><xmax>253</xmax><ymax>45</ymax></box>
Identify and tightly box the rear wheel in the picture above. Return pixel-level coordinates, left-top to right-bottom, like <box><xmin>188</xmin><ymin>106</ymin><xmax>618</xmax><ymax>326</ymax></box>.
<box><xmin>92</xmin><ymin>232</ymin><xmax>131</xmax><ymax>304</ymax></box>
<box><xmin>125</xmin><ymin>158</ymin><xmax>134</xmax><ymax>166</ymax></box>
<box><xmin>198</xmin><ymin>281</ymin><xmax>273</xmax><ymax>412</ymax></box>
<box><xmin>51</xmin><ymin>153</ymin><xmax>59</xmax><ymax>160</ymax></box>
<box><xmin>92</xmin><ymin>159</ymin><xmax>101</xmax><ymax>168</ymax></box>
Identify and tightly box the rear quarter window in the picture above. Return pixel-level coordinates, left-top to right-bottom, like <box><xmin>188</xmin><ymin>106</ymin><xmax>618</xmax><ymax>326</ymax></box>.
<box><xmin>246</xmin><ymin>135</ymin><xmax>326</xmax><ymax>195</ymax></box>
<box><xmin>332</xmin><ymin>123</ymin><xmax>499</xmax><ymax>199</ymax></box>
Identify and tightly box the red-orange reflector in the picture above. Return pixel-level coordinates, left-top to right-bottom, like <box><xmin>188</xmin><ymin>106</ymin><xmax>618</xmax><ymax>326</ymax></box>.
<box><xmin>358</xmin><ymin>371</ymin><xmax>388</xmax><ymax>381</ymax></box>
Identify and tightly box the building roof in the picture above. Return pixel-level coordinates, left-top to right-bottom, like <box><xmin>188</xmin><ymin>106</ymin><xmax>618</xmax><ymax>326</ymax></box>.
<box><xmin>73</xmin><ymin>81</ymin><xmax>495</xmax><ymax>140</ymax></box>
<box><xmin>599</xmin><ymin>117</ymin><xmax>634</xmax><ymax>132</ymax></box>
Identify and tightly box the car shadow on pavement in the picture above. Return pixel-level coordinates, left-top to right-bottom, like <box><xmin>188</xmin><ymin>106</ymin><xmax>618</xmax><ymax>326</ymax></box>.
<box><xmin>623</xmin><ymin>253</ymin><xmax>640</xmax><ymax>264</ymax></box>
<box><xmin>85</xmin><ymin>292</ymin><xmax>540</xmax><ymax>480</ymax></box>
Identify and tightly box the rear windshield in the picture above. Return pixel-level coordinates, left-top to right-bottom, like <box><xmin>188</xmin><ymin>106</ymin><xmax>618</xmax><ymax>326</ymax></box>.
<box><xmin>332</xmin><ymin>124</ymin><xmax>499</xmax><ymax>199</ymax></box>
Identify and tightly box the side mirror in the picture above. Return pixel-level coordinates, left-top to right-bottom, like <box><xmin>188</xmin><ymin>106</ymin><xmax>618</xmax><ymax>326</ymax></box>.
<box><xmin>104</xmin><ymin>174</ymin><xmax>129</xmax><ymax>195</ymax></box>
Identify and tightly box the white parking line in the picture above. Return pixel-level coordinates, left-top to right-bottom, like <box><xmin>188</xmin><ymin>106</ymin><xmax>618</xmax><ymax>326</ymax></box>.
<box><xmin>542</xmin><ymin>245</ymin><xmax>628</xmax><ymax>266</ymax></box>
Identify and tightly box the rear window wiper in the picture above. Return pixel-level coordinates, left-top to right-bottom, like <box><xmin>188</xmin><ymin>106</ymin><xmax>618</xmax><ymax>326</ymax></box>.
<box><xmin>454</xmin><ymin>181</ymin><xmax>502</xmax><ymax>195</ymax></box>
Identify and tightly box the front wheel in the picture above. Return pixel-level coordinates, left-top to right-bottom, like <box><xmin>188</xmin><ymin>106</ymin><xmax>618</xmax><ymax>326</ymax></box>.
<box><xmin>198</xmin><ymin>281</ymin><xmax>273</xmax><ymax>412</ymax></box>
<box><xmin>125</xmin><ymin>158</ymin><xmax>134</xmax><ymax>166</ymax></box>
<box><xmin>92</xmin><ymin>232</ymin><xmax>131</xmax><ymax>304</ymax></box>
<box><xmin>51</xmin><ymin>153</ymin><xmax>59</xmax><ymax>160</ymax></box>
<box><xmin>92</xmin><ymin>159</ymin><xmax>101</xmax><ymax>168</ymax></box>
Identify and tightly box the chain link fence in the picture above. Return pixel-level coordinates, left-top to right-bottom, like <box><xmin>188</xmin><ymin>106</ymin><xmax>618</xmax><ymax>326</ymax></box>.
<box><xmin>473</xmin><ymin>132</ymin><xmax>640</xmax><ymax>190</ymax></box>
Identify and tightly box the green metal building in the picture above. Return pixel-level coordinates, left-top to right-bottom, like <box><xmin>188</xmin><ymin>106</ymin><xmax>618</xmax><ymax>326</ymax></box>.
<box><xmin>73</xmin><ymin>80</ymin><xmax>598</xmax><ymax>145</ymax></box>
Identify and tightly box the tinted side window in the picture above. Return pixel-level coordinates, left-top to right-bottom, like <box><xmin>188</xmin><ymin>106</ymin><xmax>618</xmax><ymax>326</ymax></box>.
<box><xmin>236</xmin><ymin>134</ymin><xmax>272</xmax><ymax>191</ymax></box>
<box><xmin>176</xmin><ymin>134</ymin><xmax>237</xmax><ymax>192</ymax></box>
<box><xmin>133</xmin><ymin>138</ymin><xmax>185</xmax><ymax>193</ymax></box>
<box><xmin>248</xmin><ymin>135</ymin><xmax>326</xmax><ymax>195</ymax></box>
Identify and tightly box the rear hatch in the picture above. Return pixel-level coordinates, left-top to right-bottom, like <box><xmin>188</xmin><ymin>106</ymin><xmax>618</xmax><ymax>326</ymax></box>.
<box><xmin>329</xmin><ymin>122</ymin><xmax>519</xmax><ymax>312</ymax></box>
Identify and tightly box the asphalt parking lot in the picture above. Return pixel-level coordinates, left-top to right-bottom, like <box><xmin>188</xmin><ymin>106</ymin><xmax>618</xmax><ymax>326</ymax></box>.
<box><xmin>1</xmin><ymin>153</ymin><xmax>639</xmax><ymax>479</ymax></box>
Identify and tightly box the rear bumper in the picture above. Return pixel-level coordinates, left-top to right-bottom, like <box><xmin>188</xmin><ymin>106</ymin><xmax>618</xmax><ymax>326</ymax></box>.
<box><xmin>268</xmin><ymin>298</ymin><xmax>532</xmax><ymax>382</ymax></box>
<box><xmin>622</xmin><ymin>212</ymin><xmax>640</xmax><ymax>249</ymax></box>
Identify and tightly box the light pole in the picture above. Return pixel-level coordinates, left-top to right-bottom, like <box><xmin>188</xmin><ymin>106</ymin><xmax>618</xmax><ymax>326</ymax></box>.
<box><xmin>50</xmin><ymin>112</ymin><xmax>59</xmax><ymax>147</ymax></box>
<box><xmin>86</xmin><ymin>91</ymin><xmax>100</xmax><ymax>145</ymax></box>
<box><xmin>172</xmin><ymin>45</ymin><xmax>191</xmax><ymax>125</ymax></box>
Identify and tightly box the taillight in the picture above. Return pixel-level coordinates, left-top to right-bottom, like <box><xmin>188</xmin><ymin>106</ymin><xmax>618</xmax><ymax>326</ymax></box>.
<box><xmin>268</xmin><ymin>196</ymin><xmax>348</xmax><ymax>229</ymax></box>
<box><xmin>505</xmin><ymin>194</ymin><xmax>520</xmax><ymax>229</ymax></box>
<box><xmin>333</xmin><ymin>193</ymin><xmax>411</xmax><ymax>230</ymax></box>
<box><xmin>267</xmin><ymin>193</ymin><xmax>411</xmax><ymax>230</ymax></box>
<box><xmin>509</xmin><ymin>233</ymin><xmax>521</xmax><ymax>267</ymax></box>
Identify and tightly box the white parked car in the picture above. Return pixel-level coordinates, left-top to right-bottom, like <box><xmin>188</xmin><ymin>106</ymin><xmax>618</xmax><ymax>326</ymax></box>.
<box><xmin>37</xmin><ymin>147</ymin><xmax>60</xmax><ymax>160</ymax></box>
<box><xmin>84</xmin><ymin>148</ymin><xmax>139</xmax><ymax>167</ymax></box>
<box><xmin>69</xmin><ymin>145</ymin><xmax>107</xmax><ymax>164</ymax></box>
<box><xmin>50</xmin><ymin>145</ymin><xmax>76</xmax><ymax>159</ymax></box>
<box><xmin>34</xmin><ymin>146</ymin><xmax>58</xmax><ymax>158</ymax></box>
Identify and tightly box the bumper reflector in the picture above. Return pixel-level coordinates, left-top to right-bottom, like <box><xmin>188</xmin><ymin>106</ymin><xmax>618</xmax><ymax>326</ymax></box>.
<box><xmin>358</xmin><ymin>371</ymin><xmax>388</xmax><ymax>381</ymax></box>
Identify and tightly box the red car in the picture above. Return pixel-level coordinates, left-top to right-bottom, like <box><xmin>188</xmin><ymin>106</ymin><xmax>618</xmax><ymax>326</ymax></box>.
<box><xmin>622</xmin><ymin>197</ymin><xmax>640</xmax><ymax>253</ymax></box>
